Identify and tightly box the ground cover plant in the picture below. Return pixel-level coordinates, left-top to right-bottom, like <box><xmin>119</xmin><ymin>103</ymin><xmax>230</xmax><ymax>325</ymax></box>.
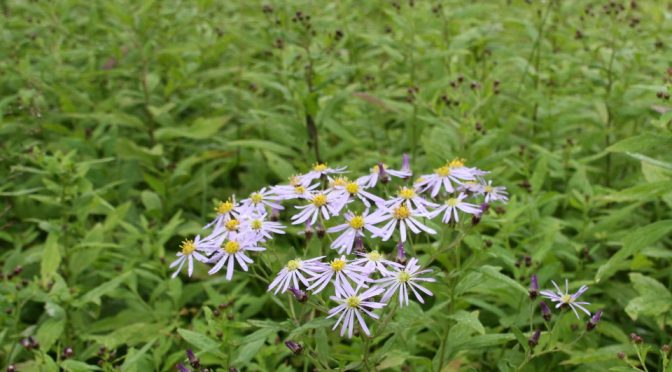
<box><xmin>1</xmin><ymin>0</ymin><xmax>672</xmax><ymax>371</ymax></box>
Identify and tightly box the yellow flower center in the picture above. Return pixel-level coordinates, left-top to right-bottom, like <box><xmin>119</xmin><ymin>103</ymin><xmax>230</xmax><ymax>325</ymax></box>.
<box><xmin>286</xmin><ymin>259</ymin><xmax>301</xmax><ymax>271</ymax></box>
<box><xmin>448</xmin><ymin>158</ymin><xmax>465</xmax><ymax>168</ymax></box>
<box><xmin>414</xmin><ymin>176</ymin><xmax>425</xmax><ymax>184</ymax></box>
<box><xmin>289</xmin><ymin>176</ymin><xmax>301</xmax><ymax>186</ymax></box>
<box><xmin>393</xmin><ymin>205</ymin><xmax>411</xmax><ymax>219</ymax></box>
<box><xmin>180</xmin><ymin>240</ymin><xmax>196</xmax><ymax>255</ymax></box>
<box><xmin>294</xmin><ymin>185</ymin><xmax>306</xmax><ymax>194</ymax></box>
<box><xmin>224</xmin><ymin>219</ymin><xmax>240</xmax><ymax>231</ymax></box>
<box><xmin>366</xmin><ymin>250</ymin><xmax>382</xmax><ymax>261</ymax></box>
<box><xmin>312</xmin><ymin>194</ymin><xmax>327</xmax><ymax>207</ymax></box>
<box><xmin>398</xmin><ymin>187</ymin><xmax>415</xmax><ymax>199</ymax></box>
<box><xmin>223</xmin><ymin>241</ymin><xmax>240</xmax><ymax>254</ymax></box>
<box><xmin>484</xmin><ymin>185</ymin><xmax>493</xmax><ymax>193</ymax></box>
<box><xmin>560</xmin><ymin>294</ymin><xmax>573</xmax><ymax>304</ymax></box>
<box><xmin>434</xmin><ymin>166</ymin><xmax>451</xmax><ymax>177</ymax></box>
<box><xmin>250</xmin><ymin>192</ymin><xmax>263</xmax><ymax>204</ymax></box>
<box><xmin>345</xmin><ymin>296</ymin><xmax>361</xmax><ymax>308</ymax></box>
<box><xmin>250</xmin><ymin>219</ymin><xmax>263</xmax><ymax>230</ymax></box>
<box><xmin>349</xmin><ymin>215</ymin><xmax>365</xmax><ymax>229</ymax></box>
<box><xmin>446</xmin><ymin>198</ymin><xmax>459</xmax><ymax>207</ymax></box>
<box><xmin>330</xmin><ymin>259</ymin><xmax>346</xmax><ymax>272</ymax></box>
<box><xmin>398</xmin><ymin>271</ymin><xmax>411</xmax><ymax>283</ymax></box>
<box><xmin>331</xmin><ymin>177</ymin><xmax>349</xmax><ymax>187</ymax></box>
<box><xmin>313</xmin><ymin>163</ymin><xmax>328</xmax><ymax>172</ymax></box>
<box><xmin>215</xmin><ymin>200</ymin><xmax>234</xmax><ymax>214</ymax></box>
<box><xmin>345</xmin><ymin>182</ymin><xmax>359</xmax><ymax>194</ymax></box>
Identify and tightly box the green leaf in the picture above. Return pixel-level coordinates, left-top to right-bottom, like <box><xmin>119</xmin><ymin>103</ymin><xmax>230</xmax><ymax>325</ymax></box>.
<box><xmin>177</xmin><ymin>328</ymin><xmax>226</xmax><ymax>359</ymax></box>
<box><xmin>477</xmin><ymin>266</ymin><xmax>528</xmax><ymax>296</ymax></box>
<box><xmin>36</xmin><ymin>318</ymin><xmax>65</xmax><ymax>351</ymax></box>
<box><xmin>154</xmin><ymin>116</ymin><xmax>229</xmax><ymax>140</ymax></box>
<box><xmin>140</xmin><ymin>190</ymin><xmax>162</xmax><ymax>211</ymax></box>
<box><xmin>60</xmin><ymin>360</ymin><xmax>102</xmax><ymax>372</ymax></box>
<box><xmin>596</xmin><ymin>220</ymin><xmax>672</xmax><ymax>282</ymax></box>
<box><xmin>73</xmin><ymin>271</ymin><xmax>131</xmax><ymax>307</ymax></box>
<box><xmin>447</xmin><ymin>311</ymin><xmax>485</xmax><ymax>335</ymax></box>
<box><xmin>233</xmin><ymin>339</ymin><xmax>265</xmax><ymax>366</ymax></box>
<box><xmin>41</xmin><ymin>232</ymin><xmax>61</xmax><ymax>283</ymax></box>
<box><xmin>625</xmin><ymin>273</ymin><xmax>672</xmax><ymax>321</ymax></box>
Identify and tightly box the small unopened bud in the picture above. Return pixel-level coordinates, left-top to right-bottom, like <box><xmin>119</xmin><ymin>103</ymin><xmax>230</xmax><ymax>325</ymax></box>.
<box><xmin>528</xmin><ymin>329</ymin><xmax>541</xmax><ymax>348</ymax></box>
<box><xmin>270</xmin><ymin>208</ymin><xmax>281</xmax><ymax>221</ymax></box>
<box><xmin>524</xmin><ymin>256</ymin><xmax>532</xmax><ymax>267</ymax></box>
<box><xmin>586</xmin><ymin>310</ymin><xmax>602</xmax><ymax>331</ymax></box>
<box><xmin>480</xmin><ymin>203</ymin><xmax>490</xmax><ymax>214</ymax></box>
<box><xmin>284</xmin><ymin>340</ymin><xmax>303</xmax><ymax>354</ymax></box>
<box><xmin>540</xmin><ymin>301</ymin><xmax>552</xmax><ymax>321</ymax></box>
<box><xmin>617</xmin><ymin>351</ymin><xmax>626</xmax><ymax>359</ymax></box>
<box><xmin>354</xmin><ymin>236</ymin><xmax>365</xmax><ymax>254</ymax></box>
<box><xmin>315</xmin><ymin>222</ymin><xmax>325</xmax><ymax>239</ymax></box>
<box><xmin>176</xmin><ymin>364</ymin><xmax>190</xmax><ymax>372</ymax></box>
<box><xmin>13</xmin><ymin>266</ymin><xmax>23</xmax><ymax>275</ymax></box>
<box><xmin>62</xmin><ymin>346</ymin><xmax>74</xmax><ymax>359</ymax></box>
<box><xmin>630</xmin><ymin>333</ymin><xmax>643</xmax><ymax>344</ymax></box>
<box><xmin>471</xmin><ymin>212</ymin><xmax>481</xmax><ymax>226</ymax></box>
<box><xmin>396</xmin><ymin>241</ymin><xmax>406</xmax><ymax>264</ymax></box>
<box><xmin>304</xmin><ymin>222</ymin><xmax>313</xmax><ymax>240</ymax></box>
<box><xmin>20</xmin><ymin>338</ymin><xmax>32</xmax><ymax>349</ymax></box>
<box><xmin>6</xmin><ymin>365</ymin><xmax>17</xmax><ymax>372</ymax></box>
<box><xmin>401</xmin><ymin>153</ymin><xmax>411</xmax><ymax>176</ymax></box>
<box><xmin>661</xmin><ymin>344</ymin><xmax>670</xmax><ymax>353</ymax></box>
<box><xmin>186</xmin><ymin>349</ymin><xmax>200</xmax><ymax>368</ymax></box>
<box><xmin>229</xmin><ymin>368</ymin><xmax>239</xmax><ymax>372</ymax></box>
<box><xmin>289</xmin><ymin>287</ymin><xmax>308</xmax><ymax>303</ymax></box>
<box><xmin>378</xmin><ymin>162</ymin><xmax>390</xmax><ymax>184</ymax></box>
<box><xmin>529</xmin><ymin>275</ymin><xmax>539</xmax><ymax>299</ymax></box>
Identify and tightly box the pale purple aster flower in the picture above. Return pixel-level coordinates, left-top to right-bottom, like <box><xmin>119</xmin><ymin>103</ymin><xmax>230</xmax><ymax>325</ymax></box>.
<box><xmin>373</xmin><ymin>204</ymin><xmax>436</xmax><ymax>242</ymax></box>
<box><xmin>326</xmin><ymin>210</ymin><xmax>386</xmax><ymax>254</ymax></box>
<box><xmin>384</xmin><ymin>186</ymin><xmax>439</xmax><ymax>214</ymax></box>
<box><xmin>239</xmin><ymin>188</ymin><xmax>283</xmax><ymax>214</ymax></box>
<box><xmin>299</xmin><ymin>163</ymin><xmax>348</xmax><ymax>184</ymax></box>
<box><xmin>204</xmin><ymin>197</ymin><xmax>241</xmax><ymax>230</ymax></box>
<box><xmin>329</xmin><ymin>178</ymin><xmax>385</xmax><ymax>210</ymax></box>
<box><xmin>356</xmin><ymin>163</ymin><xmax>411</xmax><ymax>188</ymax></box>
<box><xmin>240</xmin><ymin>213</ymin><xmax>286</xmax><ymax>242</ymax></box>
<box><xmin>378</xmin><ymin>257</ymin><xmax>436</xmax><ymax>306</ymax></box>
<box><xmin>207</xmin><ymin>233</ymin><xmax>265</xmax><ymax>280</ymax></box>
<box><xmin>430</xmin><ymin>193</ymin><xmax>481</xmax><ymax>223</ymax></box>
<box><xmin>170</xmin><ymin>236</ymin><xmax>209</xmax><ymax>278</ymax></box>
<box><xmin>307</xmin><ymin>255</ymin><xmax>372</xmax><ymax>298</ymax></box>
<box><xmin>540</xmin><ymin>279</ymin><xmax>591</xmax><ymax>319</ymax></box>
<box><xmin>415</xmin><ymin>159</ymin><xmax>476</xmax><ymax>197</ymax></box>
<box><xmin>267</xmin><ymin>257</ymin><xmax>324</xmax><ymax>294</ymax></box>
<box><xmin>272</xmin><ymin>176</ymin><xmax>320</xmax><ymax>201</ymax></box>
<box><xmin>352</xmin><ymin>250</ymin><xmax>402</xmax><ymax>276</ymax></box>
<box><xmin>326</xmin><ymin>285</ymin><xmax>386</xmax><ymax>338</ymax></box>
<box><xmin>291</xmin><ymin>191</ymin><xmax>342</xmax><ymax>225</ymax></box>
<box><xmin>482</xmin><ymin>180</ymin><xmax>508</xmax><ymax>203</ymax></box>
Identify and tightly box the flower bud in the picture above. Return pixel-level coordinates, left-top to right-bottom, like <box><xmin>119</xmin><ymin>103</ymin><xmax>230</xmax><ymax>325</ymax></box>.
<box><xmin>62</xmin><ymin>346</ymin><xmax>74</xmax><ymax>359</ymax></box>
<box><xmin>229</xmin><ymin>368</ymin><xmax>239</xmax><ymax>372</ymax></box>
<box><xmin>354</xmin><ymin>236</ymin><xmax>365</xmax><ymax>254</ymax></box>
<box><xmin>7</xmin><ymin>365</ymin><xmax>17</xmax><ymax>372</ymax></box>
<box><xmin>396</xmin><ymin>241</ymin><xmax>406</xmax><ymax>264</ymax></box>
<box><xmin>586</xmin><ymin>310</ymin><xmax>602</xmax><ymax>331</ymax></box>
<box><xmin>378</xmin><ymin>163</ymin><xmax>390</xmax><ymax>184</ymax></box>
<box><xmin>289</xmin><ymin>287</ymin><xmax>308</xmax><ymax>303</ymax></box>
<box><xmin>270</xmin><ymin>207</ymin><xmax>281</xmax><ymax>221</ymax></box>
<box><xmin>284</xmin><ymin>340</ymin><xmax>303</xmax><ymax>354</ymax></box>
<box><xmin>401</xmin><ymin>153</ymin><xmax>411</xmax><ymax>177</ymax></box>
<box><xmin>529</xmin><ymin>275</ymin><xmax>539</xmax><ymax>299</ymax></box>
<box><xmin>315</xmin><ymin>221</ymin><xmax>325</xmax><ymax>239</ymax></box>
<box><xmin>540</xmin><ymin>301</ymin><xmax>552</xmax><ymax>321</ymax></box>
<box><xmin>176</xmin><ymin>364</ymin><xmax>190</xmax><ymax>372</ymax></box>
<box><xmin>304</xmin><ymin>222</ymin><xmax>313</xmax><ymax>241</ymax></box>
<box><xmin>661</xmin><ymin>344</ymin><xmax>670</xmax><ymax>353</ymax></box>
<box><xmin>617</xmin><ymin>351</ymin><xmax>625</xmax><ymax>359</ymax></box>
<box><xmin>528</xmin><ymin>329</ymin><xmax>541</xmax><ymax>348</ymax></box>
<box><xmin>186</xmin><ymin>349</ymin><xmax>200</xmax><ymax>368</ymax></box>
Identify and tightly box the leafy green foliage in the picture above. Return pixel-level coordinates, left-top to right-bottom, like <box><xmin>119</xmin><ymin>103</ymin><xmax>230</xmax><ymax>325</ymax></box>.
<box><xmin>1</xmin><ymin>0</ymin><xmax>671</xmax><ymax>371</ymax></box>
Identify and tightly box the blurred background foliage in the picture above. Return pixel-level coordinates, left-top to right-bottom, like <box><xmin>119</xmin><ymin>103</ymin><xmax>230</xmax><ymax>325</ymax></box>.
<box><xmin>1</xmin><ymin>0</ymin><xmax>671</xmax><ymax>371</ymax></box>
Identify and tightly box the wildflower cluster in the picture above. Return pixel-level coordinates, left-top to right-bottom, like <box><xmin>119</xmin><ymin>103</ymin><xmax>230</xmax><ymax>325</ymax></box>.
<box><xmin>169</xmin><ymin>155</ymin><xmax>507</xmax><ymax>337</ymax></box>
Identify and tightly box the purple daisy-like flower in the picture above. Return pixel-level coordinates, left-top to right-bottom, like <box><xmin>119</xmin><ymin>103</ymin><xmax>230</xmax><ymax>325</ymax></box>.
<box><xmin>540</xmin><ymin>279</ymin><xmax>591</xmax><ymax>319</ymax></box>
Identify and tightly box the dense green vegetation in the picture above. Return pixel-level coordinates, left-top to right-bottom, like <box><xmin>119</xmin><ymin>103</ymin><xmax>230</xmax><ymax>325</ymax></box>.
<box><xmin>1</xmin><ymin>0</ymin><xmax>671</xmax><ymax>371</ymax></box>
